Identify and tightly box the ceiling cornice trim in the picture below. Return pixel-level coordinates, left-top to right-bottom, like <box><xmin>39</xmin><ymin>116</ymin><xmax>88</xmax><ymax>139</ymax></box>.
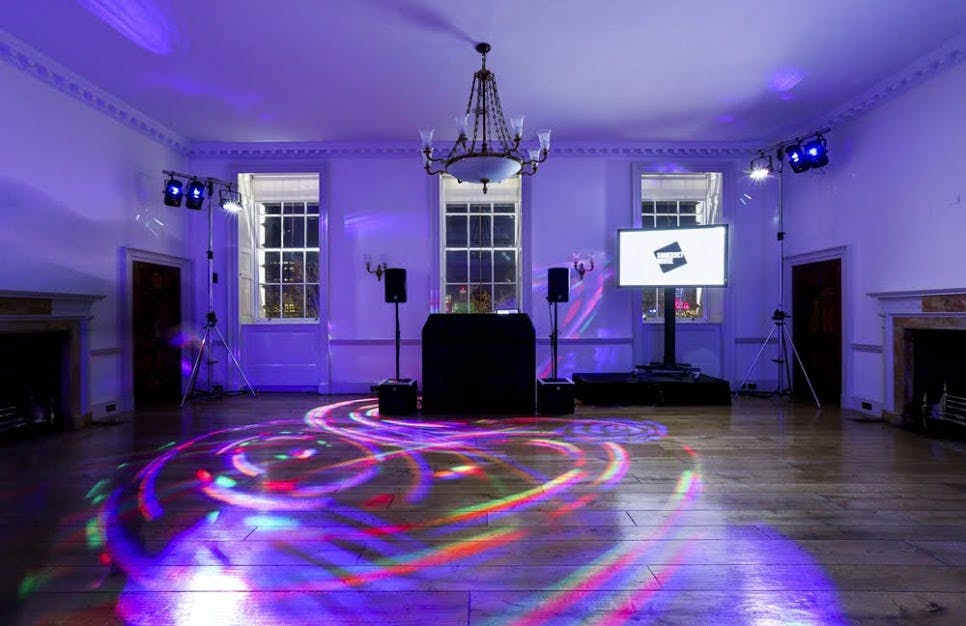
<box><xmin>0</xmin><ymin>28</ymin><xmax>189</xmax><ymax>154</ymax></box>
<box><xmin>810</xmin><ymin>31</ymin><xmax>966</xmax><ymax>134</ymax></box>
<box><xmin>187</xmin><ymin>140</ymin><xmax>757</xmax><ymax>161</ymax></box>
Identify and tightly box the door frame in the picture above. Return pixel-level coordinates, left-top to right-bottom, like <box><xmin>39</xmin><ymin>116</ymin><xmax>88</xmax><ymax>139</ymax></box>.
<box><xmin>783</xmin><ymin>245</ymin><xmax>849</xmax><ymax>406</ymax></box>
<box><xmin>121</xmin><ymin>248</ymin><xmax>193</xmax><ymax>411</ymax></box>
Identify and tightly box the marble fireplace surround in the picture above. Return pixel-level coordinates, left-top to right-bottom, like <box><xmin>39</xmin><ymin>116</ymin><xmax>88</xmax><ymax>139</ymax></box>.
<box><xmin>870</xmin><ymin>288</ymin><xmax>966</xmax><ymax>423</ymax></box>
<box><xmin>0</xmin><ymin>290</ymin><xmax>103</xmax><ymax>428</ymax></box>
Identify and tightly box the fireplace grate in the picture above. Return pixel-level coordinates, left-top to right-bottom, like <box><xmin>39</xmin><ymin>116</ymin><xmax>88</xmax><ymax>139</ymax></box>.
<box><xmin>931</xmin><ymin>384</ymin><xmax>966</xmax><ymax>428</ymax></box>
<box><xmin>0</xmin><ymin>400</ymin><xmax>28</xmax><ymax>433</ymax></box>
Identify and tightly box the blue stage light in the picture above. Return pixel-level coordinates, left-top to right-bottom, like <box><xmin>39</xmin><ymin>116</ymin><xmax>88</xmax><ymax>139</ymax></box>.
<box><xmin>185</xmin><ymin>179</ymin><xmax>207</xmax><ymax>210</ymax></box>
<box><xmin>163</xmin><ymin>176</ymin><xmax>183</xmax><ymax>207</ymax></box>
<box><xmin>802</xmin><ymin>135</ymin><xmax>829</xmax><ymax>169</ymax></box>
<box><xmin>785</xmin><ymin>143</ymin><xmax>809</xmax><ymax>173</ymax></box>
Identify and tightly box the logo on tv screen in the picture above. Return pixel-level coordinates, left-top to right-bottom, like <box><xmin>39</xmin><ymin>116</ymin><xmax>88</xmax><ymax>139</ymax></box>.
<box><xmin>654</xmin><ymin>242</ymin><xmax>687</xmax><ymax>273</ymax></box>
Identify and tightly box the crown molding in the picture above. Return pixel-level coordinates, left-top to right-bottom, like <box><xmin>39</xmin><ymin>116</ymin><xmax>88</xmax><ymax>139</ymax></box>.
<box><xmin>187</xmin><ymin>140</ymin><xmax>755</xmax><ymax>161</ymax></box>
<box><xmin>810</xmin><ymin>31</ymin><xmax>966</xmax><ymax>133</ymax></box>
<box><xmin>0</xmin><ymin>28</ymin><xmax>189</xmax><ymax>154</ymax></box>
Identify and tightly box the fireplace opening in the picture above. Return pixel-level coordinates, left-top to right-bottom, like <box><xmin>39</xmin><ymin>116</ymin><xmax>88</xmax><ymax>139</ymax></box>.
<box><xmin>0</xmin><ymin>330</ymin><xmax>69</xmax><ymax>433</ymax></box>
<box><xmin>904</xmin><ymin>328</ymin><xmax>966</xmax><ymax>433</ymax></box>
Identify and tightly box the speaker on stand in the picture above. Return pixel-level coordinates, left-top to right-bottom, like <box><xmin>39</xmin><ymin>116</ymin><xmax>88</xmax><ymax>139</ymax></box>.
<box><xmin>538</xmin><ymin>267</ymin><xmax>575</xmax><ymax>414</ymax></box>
<box><xmin>378</xmin><ymin>268</ymin><xmax>417</xmax><ymax>415</ymax></box>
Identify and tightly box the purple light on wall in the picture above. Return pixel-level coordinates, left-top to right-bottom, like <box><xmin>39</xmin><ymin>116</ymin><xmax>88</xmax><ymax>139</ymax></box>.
<box><xmin>769</xmin><ymin>67</ymin><xmax>806</xmax><ymax>93</ymax></box>
<box><xmin>77</xmin><ymin>0</ymin><xmax>180</xmax><ymax>55</ymax></box>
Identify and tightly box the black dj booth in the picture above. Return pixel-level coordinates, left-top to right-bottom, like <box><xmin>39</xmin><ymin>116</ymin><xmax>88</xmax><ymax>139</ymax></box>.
<box><xmin>421</xmin><ymin>313</ymin><xmax>536</xmax><ymax>414</ymax></box>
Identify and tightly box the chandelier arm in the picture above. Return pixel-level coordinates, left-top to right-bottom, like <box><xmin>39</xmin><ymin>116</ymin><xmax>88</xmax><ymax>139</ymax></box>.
<box><xmin>485</xmin><ymin>73</ymin><xmax>516</xmax><ymax>153</ymax></box>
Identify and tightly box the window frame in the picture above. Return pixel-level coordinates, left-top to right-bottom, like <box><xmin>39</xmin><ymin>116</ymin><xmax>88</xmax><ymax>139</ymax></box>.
<box><xmin>436</xmin><ymin>175</ymin><xmax>523</xmax><ymax>314</ymax></box>
<box><xmin>637</xmin><ymin>172</ymin><xmax>724</xmax><ymax>324</ymax></box>
<box><xmin>236</xmin><ymin>171</ymin><xmax>323</xmax><ymax>324</ymax></box>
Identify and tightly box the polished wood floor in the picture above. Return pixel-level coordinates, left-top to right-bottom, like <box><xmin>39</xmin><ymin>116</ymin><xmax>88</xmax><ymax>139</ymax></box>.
<box><xmin>1</xmin><ymin>394</ymin><xmax>965</xmax><ymax>625</ymax></box>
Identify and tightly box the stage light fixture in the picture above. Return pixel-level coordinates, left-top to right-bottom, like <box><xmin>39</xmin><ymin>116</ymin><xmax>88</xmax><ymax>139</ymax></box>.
<box><xmin>784</xmin><ymin>143</ymin><xmax>809</xmax><ymax>173</ymax></box>
<box><xmin>163</xmin><ymin>176</ymin><xmax>184</xmax><ymax>207</ymax></box>
<box><xmin>802</xmin><ymin>134</ymin><xmax>829</xmax><ymax>169</ymax></box>
<box><xmin>749</xmin><ymin>152</ymin><xmax>773</xmax><ymax>181</ymax></box>
<box><xmin>219</xmin><ymin>186</ymin><xmax>243</xmax><ymax>213</ymax></box>
<box><xmin>185</xmin><ymin>179</ymin><xmax>207</xmax><ymax>210</ymax></box>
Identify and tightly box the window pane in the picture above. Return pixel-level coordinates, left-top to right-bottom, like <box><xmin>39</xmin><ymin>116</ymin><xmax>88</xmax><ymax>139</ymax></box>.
<box><xmin>446</xmin><ymin>250</ymin><xmax>468</xmax><ymax>283</ymax></box>
<box><xmin>305</xmin><ymin>284</ymin><xmax>319</xmax><ymax>319</ymax></box>
<box><xmin>642</xmin><ymin>201</ymin><xmax>655</xmax><ymax>214</ymax></box>
<box><xmin>283</xmin><ymin>216</ymin><xmax>304</xmax><ymax>247</ymax></box>
<box><xmin>446</xmin><ymin>216</ymin><xmax>467</xmax><ymax>247</ymax></box>
<box><xmin>446</xmin><ymin>203</ymin><xmax>466</xmax><ymax>214</ymax></box>
<box><xmin>306</xmin><ymin>215</ymin><xmax>319</xmax><ymax>248</ymax></box>
<box><xmin>655</xmin><ymin>201</ymin><xmax>676</xmax><ymax>214</ymax></box>
<box><xmin>494</xmin><ymin>250</ymin><xmax>516</xmax><ymax>283</ymax></box>
<box><xmin>283</xmin><ymin>202</ymin><xmax>305</xmax><ymax>215</ymax></box>
<box><xmin>263</xmin><ymin>202</ymin><xmax>282</xmax><ymax>215</ymax></box>
<box><xmin>282</xmin><ymin>251</ymin><xmax>304</xmax><ymax>283</ymax></box>
<box><xmin>469</xmin><ymin>203</ymin><xmax>488</xmax><ymax>214</ymax></box>
<box><xmin>656</xmin><ymin>215</ymin><xmax>676</xmax><ymax>228</ymax></box>
<box><xmin>305</xmin><ymin>251</ymin><xmax>319</xmax><ymax>283</ymax></box>
<box><xmin>642</xmin><ymin>289</ymin><xmax>659</xmax><ymax>320</ymax></box>
<box><xmin>469</xmin><ymin>215</ymin><xmax>491</xmax><ymax>247</ymax></box>
<box><xmin>469</xmin><ymin>285</ymin><xmax>492</xmax><ymax>313</ymax></box>
<box><xmin>675</xmin><ymin>287</ymin><xmax>700</xmax><ymax>319</ymax></box>
<box><xmin>306</xmin><ymin>202</ymin><xmax>319</xmax><ymax>215</ymax></box>
<box><xmin>642</xmin><ymin>215</ymin><xmax>656</xmax><ymax>229</ymax></box>
<box><xmin>282</xmin><ymin>284</ymin><xmax>305</xmax><ymax>318</ymax></box>
<box><xmin>493</xmin><ymin>215</ymin><xmax>515</xmax><ymax>246</ymax></box>
<box><xmin>493</xmin><ymin>284</ymin><xmax>517</xmax><ymax>311</ymax></box>
<box><xmin>261</xmin><ymin>285</ymin><xmax>280</xmax><ymax>319</ymax></box>
<box><xmin>446</xmin><ymin>284</ymin><xmax>469</xmax><ymax>313</ymax></box>
<box><xmin>469</xmin><ymin>250</ymin><xmax>492</xmax><ymax>283</ymax></box>
<box><xmin>493</xmin><ymin>203</ymin><xmax>514</xmax><ymax>214</ymax></box>
<box><xmin>263</xmin><ymin>217</ymin><xmax>281</xmax><ymax>247</ymax></box>
<box><xmin>679</xmin><ymin>214</ymin><xmax>698</xmax><ymax>226</ymax></box>
<box><xmin>261</xmin><ymin>251</ymin><xmax>280</xmax><ymax>284</ymax></box>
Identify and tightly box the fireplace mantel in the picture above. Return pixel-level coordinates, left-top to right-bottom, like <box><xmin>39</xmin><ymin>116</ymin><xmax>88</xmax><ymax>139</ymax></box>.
<box><xmin>870</xmin><ymin>288</ymin><xmax>966</xmax><ymax>421</ymax></box>
<box><xmin>0</xmin><ymin>290</ymin><xmax>104</xmax><ymax>428</ymax></box>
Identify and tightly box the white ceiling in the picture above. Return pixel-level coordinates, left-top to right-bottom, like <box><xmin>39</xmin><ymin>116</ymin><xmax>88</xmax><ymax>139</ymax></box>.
<box><xmin>3</xmin><ymin>0</ymin><xmax>965</xmax><ymax>145</ymax></box>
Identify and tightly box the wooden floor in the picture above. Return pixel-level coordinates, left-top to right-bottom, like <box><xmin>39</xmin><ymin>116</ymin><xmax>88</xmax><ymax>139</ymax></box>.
<box><xmin>1</xmin><ymin>394</ymin><xmax>965</xmax><ymax>625</ymax></box>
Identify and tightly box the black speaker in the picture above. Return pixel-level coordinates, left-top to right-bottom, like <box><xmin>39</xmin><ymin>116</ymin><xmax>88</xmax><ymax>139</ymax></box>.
<box><xmin>547</xmin><ymin>267</ymin><xmax>570</xmax><ymax>303</ymax></box>
<box><xmin>385</xmin><ymin>268</ymin><xmax>407</xmax><ymax>303</ymax></box>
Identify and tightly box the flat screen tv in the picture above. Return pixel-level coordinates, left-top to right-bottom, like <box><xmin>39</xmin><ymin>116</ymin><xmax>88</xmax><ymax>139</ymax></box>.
<box><xmin>617</xmin><ymin>224</ymin><xmax>728</xmax><ymax>288</ymax></box>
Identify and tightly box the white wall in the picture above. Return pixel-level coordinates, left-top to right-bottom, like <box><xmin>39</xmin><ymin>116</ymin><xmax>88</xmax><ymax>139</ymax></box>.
<box><xmin>782</xmin><ymin>62</ymin><xmax>966</xmax><ymax>410</ymax></box>
<box><xmin>0</xmin><ymin>61</ymin><xmax>189</xmax><ymax>414</ymax></box>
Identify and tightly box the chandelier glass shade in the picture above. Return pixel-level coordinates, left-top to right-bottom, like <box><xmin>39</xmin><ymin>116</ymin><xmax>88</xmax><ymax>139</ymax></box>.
<box><xmin>420</xmin><ymin>42</ymin><xmax>550</xmax><ymax>193</ymax></box>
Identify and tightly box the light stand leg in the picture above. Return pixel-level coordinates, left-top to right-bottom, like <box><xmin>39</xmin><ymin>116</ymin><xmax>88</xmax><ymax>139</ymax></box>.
<box><xmin>781</xmin><ymin>322</ymin><xmax>822</xmax><ymax>408</ymax></box>
<box><xmin>181</xmin><ymin>324</ymin><xmax>211</xmax><ymax>407</ymax></box>
<box><xmin>212</xmin><ymin>324</ymin><xmax>256</xmax><ymax>397</ymax></box>
<box><xmin>734</xmin><ymin>323</ymin><xmax>778</xmax><ymax>399</ymax></box>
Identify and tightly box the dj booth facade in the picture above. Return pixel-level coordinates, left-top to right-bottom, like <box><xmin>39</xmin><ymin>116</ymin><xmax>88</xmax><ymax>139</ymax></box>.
<box><xmin>421</xmin><ymin>313</ymin><xmax>535</xmax><ymax>414</ymax></box>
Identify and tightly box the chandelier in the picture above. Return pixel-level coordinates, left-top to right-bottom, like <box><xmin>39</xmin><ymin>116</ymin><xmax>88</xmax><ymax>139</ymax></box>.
<box><xmin>420</xmin><ymin>42</ymin><xmax>550</xmax><ymax>194</ymax></box>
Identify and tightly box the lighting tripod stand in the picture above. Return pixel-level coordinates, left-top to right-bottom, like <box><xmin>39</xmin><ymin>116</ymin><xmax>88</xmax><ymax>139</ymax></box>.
<box><xmin>735</xmin><ymin>149</ymin><xmax>821</xmax><ymax>408</ymax></box>
<box><xmin>180</xmin><ymin>179</ymin><xmax>255</xmax><ymax>406</ymax></box>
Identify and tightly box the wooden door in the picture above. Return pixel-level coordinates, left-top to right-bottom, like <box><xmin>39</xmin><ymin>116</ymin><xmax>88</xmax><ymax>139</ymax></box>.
<box><xmin>791</xmin><ymin>258</ymin><xmax>841</xmax><ymax>405</ymax></box>
<box><xmin>132</xmin><ymin>261</ymin><xmax>181</xmax><ymax>406</ymax></box>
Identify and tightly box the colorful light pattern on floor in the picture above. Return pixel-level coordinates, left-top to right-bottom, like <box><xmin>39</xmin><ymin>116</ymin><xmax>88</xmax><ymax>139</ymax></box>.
<box><xmin>18</xmin><ymin>398</ymin><xmax>846</xmax><ymax>624</ymax></box>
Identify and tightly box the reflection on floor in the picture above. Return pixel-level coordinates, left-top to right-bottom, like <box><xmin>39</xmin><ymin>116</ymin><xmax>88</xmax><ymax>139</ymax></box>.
<box><xmin>2</xmin><ymin>395</ymin><xmax>965</xmax><ymax>625</ymax></box>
